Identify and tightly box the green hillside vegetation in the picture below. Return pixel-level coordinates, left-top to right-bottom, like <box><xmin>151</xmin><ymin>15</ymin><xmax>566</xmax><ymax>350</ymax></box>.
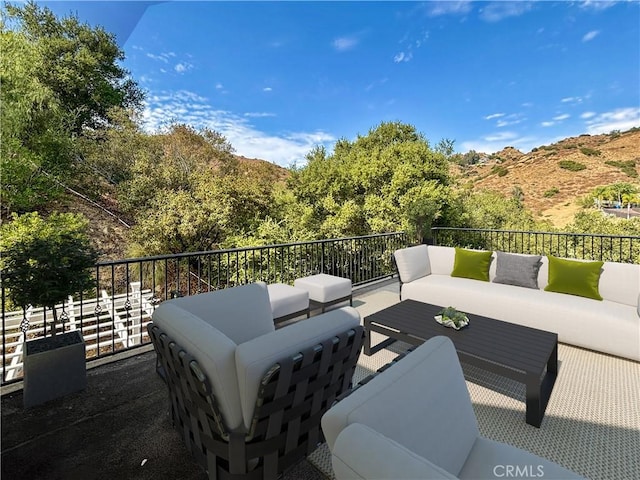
<box><xmin>2</xmin><ymin>2</ymin><xmax>639</xmax><ymax>263</ymax></box>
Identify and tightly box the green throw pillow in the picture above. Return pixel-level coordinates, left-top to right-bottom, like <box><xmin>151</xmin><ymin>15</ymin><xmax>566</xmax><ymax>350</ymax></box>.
<box><xmin>451</xmin><ymin>248</ymin><xmax>492</xmax><ymax>282</ymax></box>
<box><xmin>544</xmin><ymin>255</ymin><xmax>604</xmax><ymax>300</ymax></box>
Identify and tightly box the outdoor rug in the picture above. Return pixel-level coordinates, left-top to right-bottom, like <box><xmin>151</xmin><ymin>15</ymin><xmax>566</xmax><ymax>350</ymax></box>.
<box><xmin>308</xmin><ymin>287</ymin><xmax>640</xmax><ymax>480</ymax></box>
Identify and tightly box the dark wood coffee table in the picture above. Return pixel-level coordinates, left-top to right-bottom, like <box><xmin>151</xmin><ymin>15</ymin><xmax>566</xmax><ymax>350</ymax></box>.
<box><xmin>364</xmin><ymin>300</ymin><xmax>558</xmax><ymax>428</ymax></box>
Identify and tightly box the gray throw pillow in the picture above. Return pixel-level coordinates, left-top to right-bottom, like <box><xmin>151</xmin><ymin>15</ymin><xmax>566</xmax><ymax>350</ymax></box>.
<box><xmin>492</xmin><ymin>251</ymin><xmax>542</xmax><ymax>289</ymax></box>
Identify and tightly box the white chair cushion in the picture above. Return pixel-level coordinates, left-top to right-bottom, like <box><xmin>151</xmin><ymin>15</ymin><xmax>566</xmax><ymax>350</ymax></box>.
<box><xmin>294</xmin><ymin>274</ymin><xmax>352</xmax><ymax>303</ymax></box>
<box><xmin>170</xmin><ymin>283</ymin><xmax>274</xmax><ymax>345</ymax></box>
<box><xmin>393</xmin><ymin>245</ymin><xmax>430</xmax><ymax>283</ymax></box>
<box><xmin>322</xmin><ymin>336</ymin><xmax>479</xmax><ymax>475</ymax></box>
<box><xmin>267</xmin><ymin>283</ymin><xmax>309</xmax><ymax>318</ymax></box>
<box><xmin>459</xmin><ymin>437</ymin><xmax>583</xmax><ymax>479</ymax></box>
<box><xmin>332</xmin><ymin>423</ymin><xmax>457</xmax><ymax>480</ymax></box>
<box><xmin>151</xmin><ymin>302</ymin><xmax>245</xmax><ymax>432</ymax></box>
<box><xmin>235</xmin><ymin>306</ymin><xmax>360</xmax><ymax>431</ymax></box>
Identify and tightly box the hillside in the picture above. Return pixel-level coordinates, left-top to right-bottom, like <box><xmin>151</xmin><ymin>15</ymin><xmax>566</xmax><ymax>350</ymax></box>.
<box><xmin>457</xmin><ymin>128</ymin><xmax>640</xmax><ymax>226</ymax></box>
<box><xmin>53</xmin><ymin>156</ymin><xmax>290</xmax><ymax>261</ymax></box>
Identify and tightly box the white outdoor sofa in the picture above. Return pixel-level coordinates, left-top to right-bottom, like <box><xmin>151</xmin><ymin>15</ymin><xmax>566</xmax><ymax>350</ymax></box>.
<box><xmin>393</xmin><ymin>245</ymin><xmax>640</xmax><ymax>362</ymax></box>
<box><xmin>322</xmin><ymin>336</ymin><xmax>583</xmax><ymax>479</ymax></box>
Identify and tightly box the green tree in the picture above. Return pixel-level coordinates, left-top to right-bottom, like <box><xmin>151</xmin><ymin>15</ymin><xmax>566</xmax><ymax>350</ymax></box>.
<box><xmin>0</xmin><ymin>212</ymin><xmax>98</xmax><ymax>328</ymax></box>
<box><xmin>4</xmin><ymin>1</ymin><xmax>143</xmax><ymax>134</ymax></box>
<box><xmin>288</xmin><ymin>121</ymin><xmax>452</xmax><ymax>242</ymax></box>
<box><xmin>1</xmin><ymin>2</ymin><xmax>144</xmax><ymax>214</ymax></box>
<box><xmin>459</xmin><ymin>190</ymin><xmax>535</xmax><ymax>230</ymax></box>
<box><xmin>0</xmin><ymin>28</ymin><xmax>72</xmax><ymax>213</ymax></box>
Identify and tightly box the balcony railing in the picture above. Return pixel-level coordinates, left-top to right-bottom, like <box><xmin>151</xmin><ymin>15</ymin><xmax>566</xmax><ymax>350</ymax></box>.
<box><xmin>1</xmin><ymin>232</ymin><xmax>409</xmax><ymax>384</ymax></box>
<box><xmin>431</xmin><ymin>227</ymin><xmax>640</xmax><ymax>264</ymax></box>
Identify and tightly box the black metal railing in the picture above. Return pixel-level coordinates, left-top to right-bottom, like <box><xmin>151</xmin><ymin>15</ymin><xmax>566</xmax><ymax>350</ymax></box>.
<box><xmin>431</xmin><ymin>227</ymin><xmax>640</xmax><ymax>264</ymax></box>
<box><xmin>1</xmin><ymin>232</ymin><xmax>408</xmax><ymax>384</ymax></box>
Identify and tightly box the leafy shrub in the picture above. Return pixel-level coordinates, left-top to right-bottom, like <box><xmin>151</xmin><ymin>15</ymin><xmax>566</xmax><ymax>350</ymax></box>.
<box><xmin>558</xmin><ymin>160</ymin><xmax>587</xmax><ymax>171</ymax></box>
<box><xmin>580</xmin><ymin>147</ymin><xmax>601</xmax><ymax>156</ymax></box>
<box><xmin>605</xmin><ymin>160</ymin><xmax>638</xmax><ymax>178</ymax></box>
<box><xmin>609</xmin><ymin>130</ymin><xmax>621</xmax><ymax>139</ymax></box>
<box><xmin>491</xmin><ymin>165</ymin><xmax>508</xmax><ymax>177</ymax></box>
<box><xmin>544</xmin><ymin>187</ymin><xmax>560</xmax><ymax>198</ymax></box>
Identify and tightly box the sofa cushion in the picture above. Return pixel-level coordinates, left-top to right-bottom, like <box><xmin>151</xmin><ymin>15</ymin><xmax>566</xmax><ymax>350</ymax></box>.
<box><xmin>332</xmin><ymin>423</ymin><xmax>457</xmax><ymax>480</ymax></box>
<box><xmin>545</xmin><ymin>255</ymin><xmax>603</xmax><ymax>300</ymax></box>
<box><xmin>493</xmin><ymin>251</ymin><xmax>542</xmax><ymax>289</ymax></box>
<box><xmin>235</xmin><ymin>307</ymin><xmax>360</xmax><ymax>431</ymax></box>
<box><xmin>427</xmin><ymin>245</ymin><xmax>456</xmax><ymax>275</ymax></box>
<box><xmin>402</xmin><ymin>275</ymin><xmax>640</xmax><ymax>361</ymax></box>
<box><xmin>151</xmin><ymin>302</ymin><xmax>245</xmax><ymax>431</ymax></box>
<box><xmin>322</xmin><ymin>337</ymin><xmax>479</xmax><ymax>475</ymax></box>
<box><xmin>394</xmin><ymin>245</ymin><xmax>430</xmax><ymax>283</ymax></box>
<box><xmin>170</xmin><ymin>283</ymin><xmax>274</xmax><ymax>344</ymax></box>
<box><xmin>598</xmin><ymin>261</ymin><xmax>640</xmax><ymax>307</ymax></box>
<box><xmin>451</xmin><ymin>248</ymin><xmax>492</xmax><ymax>282</ymax></box>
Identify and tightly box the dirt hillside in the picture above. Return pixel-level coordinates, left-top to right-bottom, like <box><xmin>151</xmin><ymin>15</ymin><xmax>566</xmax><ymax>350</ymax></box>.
<box><xmin>457</xmin><ymin>129</ymin><xmax>640</xmax><ymax>226</ymax></box>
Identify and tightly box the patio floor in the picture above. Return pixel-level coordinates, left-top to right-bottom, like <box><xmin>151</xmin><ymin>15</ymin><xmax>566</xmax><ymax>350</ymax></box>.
<box><xmin>2</xmin><ymin>279</ymin><xmax>639</xmax><ymax>479</ymax></box>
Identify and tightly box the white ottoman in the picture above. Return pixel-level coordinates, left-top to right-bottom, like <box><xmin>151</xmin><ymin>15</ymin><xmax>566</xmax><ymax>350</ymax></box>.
<box><xmin>294</xmin><ymin>274</ymin><xmax>352</xmax><ymax>313</ymax></box>
<box><xmin>267</xmin><ymin>283</ymin><xmax>310</xmax><ymax>324</ymax></box>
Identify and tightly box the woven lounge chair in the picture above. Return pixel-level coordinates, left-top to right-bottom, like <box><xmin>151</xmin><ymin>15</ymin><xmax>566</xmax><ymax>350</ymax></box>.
<box><xmin>148</xmin><ymin>283</ymin><xmax>364</xmax><ymax>480</ymax></box>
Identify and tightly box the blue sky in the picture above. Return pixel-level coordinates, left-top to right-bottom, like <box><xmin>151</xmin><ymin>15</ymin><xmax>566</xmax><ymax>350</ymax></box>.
<box><xmin>37</xmin><ymin>1</ymin><xmax>640</xmax><ymax>166</ymax></box>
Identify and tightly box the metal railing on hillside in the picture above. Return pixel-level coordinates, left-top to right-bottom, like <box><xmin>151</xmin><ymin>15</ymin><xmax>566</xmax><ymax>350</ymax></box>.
<box><xmin>1</xmin><ymin>232</ymin><xmax>409</xmax><ymax>384</ymax></box>
<box><xmin>431</xmin><ymin>227</ymin><xmax>640</xmax><ymax>264</ymax></box>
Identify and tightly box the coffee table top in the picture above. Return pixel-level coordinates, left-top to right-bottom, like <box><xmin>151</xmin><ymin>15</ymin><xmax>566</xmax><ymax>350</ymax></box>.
<box><xmin>365</xmin><ymin>300</ymin><xmax>558</xmax><ymax>378</ymax></box>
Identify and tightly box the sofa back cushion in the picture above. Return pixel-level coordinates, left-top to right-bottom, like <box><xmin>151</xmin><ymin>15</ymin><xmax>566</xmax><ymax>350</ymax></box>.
<box><xmin>394</xmin><ymin>245</ymin><xmax>430</xmax><ymax>283</ymax></box>
<box><xmin>321</xmin><ymin>336</ymin><xmax>479</xmax><ymax>476</ymax></box>
<box><xmin>427</xmin><ymin>245</ymin><xmax>456</xmax><ymax>275</ymax></box>
<box><xmin>235</xmin><ymin>307</ymin><xmax>360</xmax><ymax>431</ymax></box>
<box><xmin>170</xmin><ymin>283</ymin><xmax>274</xmax><ymax>345</ymax></box>
<box><xmin>152</xmin><ymin>302</ymin><xmax>244</xmax><ymax>431</ymax></box>
<box><xmin>599</xmin><ymin>261</ymin><xmax>640</xmax><ymax>307</ymax></box>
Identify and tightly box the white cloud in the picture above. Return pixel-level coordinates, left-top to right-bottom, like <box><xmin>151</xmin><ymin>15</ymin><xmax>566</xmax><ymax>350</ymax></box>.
<box><xmin>484</xmin><ymin>113</ymin><xmax>505</xmax><ymax>120</ymax></box>
<box><xmin>142</xmin><ymin>90</ymin><xmax>335</xmax><ymax>167</ymax></box>
<box><xmin>553</xmin><ymin>114</ymin><xmax>570</xmax><ymax>121</ymax></box>
<box><xmin>584</xmin><ymin>107</ymin><xmax>640</xmax><ymax>134</ymax></box>
<box><xmin>426</xmin><ymin>1</ymin><xmax>473</xmax><ymax>17</ymax></box>
<box><xmin>333</xmin><ymin>36</ymin><xmax>359</xmax><ymax>51</ymax></box>
<box><xmin>582</xmin><ymin>30</ymin><xmax>600</xmax><ymax>42</ymax></box>
<box><xmin>146</xmin><ymin>51</ymin><xmax>176</xmax><ymax>63</ymax></box>
<box><xmin>581</xmin><ymin>111</ymin><xmax>597</xmax><ymax>119</ymax></box>
<box><xmin>263</xmin><ymin>87</ymin><xmax>273</xmax><ymax>92</ymax></box>
<box><xmin>580</xmin><ymin>1</ymin><xmax>618</xmax><ymax>11</ymax></box>
<box><xmin>461</xmin><ymin>131</ymin><xmax>537</xmax><ymax>153</ymax></box>
<box><xmin>393</xmin><ymin>51</ymin><xmax>413</xmax><ymax>63</ymax></box>
<box><xmin>174</xmin><ymin>62</ymin><xmax>193</xmax><ymax>73</ymax></box>
<box><xmin>541</xmin><ymin>121</ymin><xmax>555</xmax><ymax>127</ymax></box>
<box><xmin>215</xmin><ymin>83</ymin><xmax>224</xmax><ymax>90</ymax></box>
<box><xmin>484</xmin><ymin>131</ymin><xmax>518</xmax><ymax>142</ymax></box>
<box><xmin>479</xmin><ymin>1</ymin><xmax>533</xmax><ymax>22</ymax></box>
<box><xmin>244</xmin><ymin>112</ymin><xmax>276</xmax><ymax>118</ymax></box>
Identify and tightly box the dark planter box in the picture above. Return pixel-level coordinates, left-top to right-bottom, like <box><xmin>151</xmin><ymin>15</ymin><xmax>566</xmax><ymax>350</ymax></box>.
<box><xmin>23</xmin><ymin>330</ymin><xmax>87</xmax><ymax>408</ymax></box>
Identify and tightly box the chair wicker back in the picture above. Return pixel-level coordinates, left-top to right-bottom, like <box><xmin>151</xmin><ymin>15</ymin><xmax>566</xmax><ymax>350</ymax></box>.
<box><xmin>148</xmin><ymin>322</ymin><xmax>364</xmax><ymax>480</ymax></box>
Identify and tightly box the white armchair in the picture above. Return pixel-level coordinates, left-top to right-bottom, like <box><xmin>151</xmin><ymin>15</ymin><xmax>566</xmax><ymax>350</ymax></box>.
<box><xmin>322</xmin><ymin>336</ymin><xmax>582</xmax><ymax>480</ymax></box>
<box><xmin>148</xmin><ymin>282</ymin><xmax>364</xmax><ymax>480</ymax></box>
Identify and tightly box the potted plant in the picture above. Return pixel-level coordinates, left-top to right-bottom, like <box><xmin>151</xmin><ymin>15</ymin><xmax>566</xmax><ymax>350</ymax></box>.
<box><xmin>435</xmin><ymin>306</ymin><xmax>470</xmax><ymax>330</ymax></box>
<box><xmin>0</xmin><ymin>212</ymin><xmax>98</xmax><ymax>407</ymax></box>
